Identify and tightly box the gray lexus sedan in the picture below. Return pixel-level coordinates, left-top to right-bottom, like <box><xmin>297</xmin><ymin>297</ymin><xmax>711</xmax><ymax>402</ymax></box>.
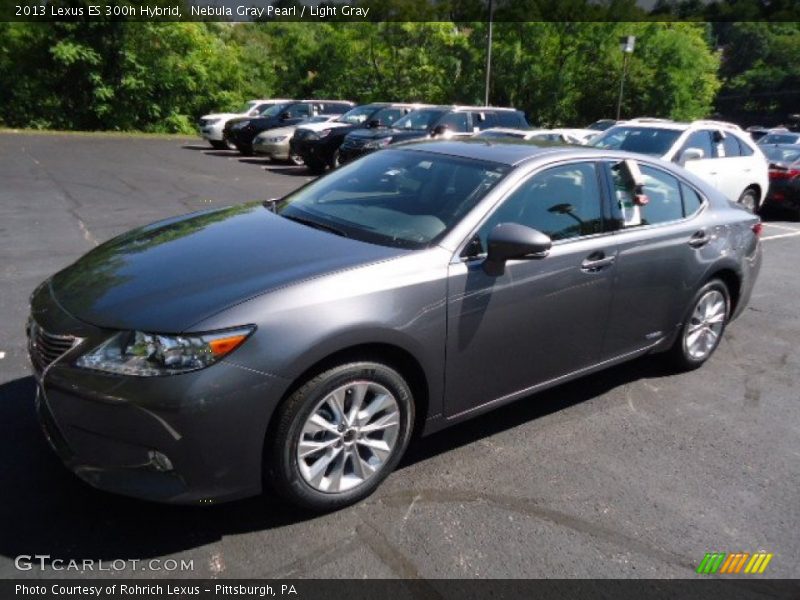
<box><xmin>28</xmin><ymin>141</ymin><xmax>762</xmax><ymax>510</ymax></box>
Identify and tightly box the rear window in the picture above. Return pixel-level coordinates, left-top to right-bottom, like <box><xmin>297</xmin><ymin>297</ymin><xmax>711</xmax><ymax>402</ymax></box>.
<box><xmin>760</xmin><ymin>133</ymin><xmax>800</xmax><ymax>145</ymax></box>
<box><xmin>762</xmin><ymin>146</ymin><xmax>800</xmax><ymax>163</ymax></box>
<box><xmin>590</xmin><ymin>126</ymin><xmax>682</xmax><ymax>157</ymax></box>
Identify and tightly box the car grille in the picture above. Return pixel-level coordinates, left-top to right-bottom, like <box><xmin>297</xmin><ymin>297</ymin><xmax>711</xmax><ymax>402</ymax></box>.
<box><xmin>28</xmin><ymin>320</ymin><xmax>78</xmax><ymax>371</ymax></box>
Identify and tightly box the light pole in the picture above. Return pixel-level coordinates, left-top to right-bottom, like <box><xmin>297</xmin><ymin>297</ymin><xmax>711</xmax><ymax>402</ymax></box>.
<box><xmin>484</xmin><ymin>0</ymin><xmax>494</xmax><ymax>106</ymax></box>
<box><xmin>616</xmin><ymin>35</ymin><xmax>635</xmax><ymax>121</ymax></box>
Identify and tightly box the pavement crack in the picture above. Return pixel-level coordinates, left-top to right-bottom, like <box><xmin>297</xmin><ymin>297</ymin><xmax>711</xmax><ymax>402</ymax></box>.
<box><xmin>265</xmin><ymin>532</ymin><xmax>360</xmax><ymax>578</ymax></box>
<box><xmin>376</xmin><ymin>489</ymin><xmax>697</xmax><ymax>573</ymax></box>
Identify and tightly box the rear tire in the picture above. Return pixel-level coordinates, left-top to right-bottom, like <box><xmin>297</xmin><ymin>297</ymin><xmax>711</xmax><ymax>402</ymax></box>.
<box><xmin>266</xmin><ymin>362</ymin><xmax>415</xmax><ymax>511</ymax></box>
<box><xmin>737</xmin><ymin>187</ymin><xmax>759</xmax><ymax>213</ymax></box>
<box><xmin>668</xmin><ymin>279</ymin><xmax>730</xmax><ymax>371</ymax></box>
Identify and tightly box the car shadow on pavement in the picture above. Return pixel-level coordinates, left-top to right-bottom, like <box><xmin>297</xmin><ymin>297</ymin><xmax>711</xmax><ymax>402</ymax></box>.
<box><xmin>262</xmin><ymin>165</ymin><xmax>314</xmax><ymax>178</ymax></box>
<box><xmin>0</xmin><ymin>356</ymin><xmax>669</xmax><ymax>562</ymax></box>
<box><xmin>181</xmin><ymin>144</ymin><xmax>213</xmax><ymax>151</ymax></box>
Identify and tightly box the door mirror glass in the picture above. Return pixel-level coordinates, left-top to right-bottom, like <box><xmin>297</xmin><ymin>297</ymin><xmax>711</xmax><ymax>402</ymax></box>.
<box><xmin>679</xmin><ymin>147</ymin><xmax>704</xmax><ymax>165</ymax></box>
<box><xmin>432</xmin><ymin>124</ymin><xmax>450</xmax><ymax>136</ymax></box>
<box><xmin>483</xmin><ymin>223</ymin><xmax>551</xmax><ymax>276</ymax></box>
<box><xmin>367</xmin><ymin>119</ymin><xmax>382</xmax><ymax>128</ymax></box>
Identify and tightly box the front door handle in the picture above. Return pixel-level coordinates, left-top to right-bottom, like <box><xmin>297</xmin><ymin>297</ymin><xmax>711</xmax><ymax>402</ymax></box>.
<box><xmin>688</xmin><ymin>229</ymin><xmax>711</xmax><ymax>248</ymax></box>
<box><xmin>581</xmin><ymin>252</ymin><xmax>615</xmax><ymax>272</ymax></box>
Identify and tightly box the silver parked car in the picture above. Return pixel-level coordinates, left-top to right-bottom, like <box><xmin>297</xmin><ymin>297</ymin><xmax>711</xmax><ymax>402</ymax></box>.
<box><xmin>28</xmin><ymin>141</ymin><xmax>762</xmax><ymax>510</ymax></box>
<box><xmin>252</xmin><ymin>114</ymin><xmax>342</xmax><ymax>165</ymax></box>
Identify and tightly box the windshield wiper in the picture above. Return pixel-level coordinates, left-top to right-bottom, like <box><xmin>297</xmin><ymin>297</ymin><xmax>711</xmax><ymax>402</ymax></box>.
<box><xmin>282</xmin><ymin>214</ymin><xmax>349</xmax><ymax>238</ymax></box>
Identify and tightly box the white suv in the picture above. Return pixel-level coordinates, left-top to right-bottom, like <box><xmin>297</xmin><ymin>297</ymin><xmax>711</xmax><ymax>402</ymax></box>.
<box><xmin>590</xmin><ymin>118</ymin><xmax>769</xmax><ymax>211</ymax></box>
<box><xmin>198</xmin><ymin>99</ymin><xmax>290</xmax><ymax>149</ymax></box>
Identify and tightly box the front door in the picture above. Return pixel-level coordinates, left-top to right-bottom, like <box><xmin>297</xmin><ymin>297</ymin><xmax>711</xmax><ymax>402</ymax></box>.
<box><xmin>444</xmin><ymin>161</ymin><xmax>616</xmax><ymax>418</ymax></box>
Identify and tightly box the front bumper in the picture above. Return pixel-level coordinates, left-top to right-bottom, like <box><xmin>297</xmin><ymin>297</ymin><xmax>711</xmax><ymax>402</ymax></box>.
<box><xmin>253</xmin><ymin>139</ymin><xmax>291</xmax><ymax>161</ymax></box>
<box><xmin>28</xmin><ymin>283</ymin><xmax>288</xmax><ymax>504</ymax></box>
<box><xmin>199</xmin><ymin>123</ymin><xmax>224</xmax><ymax>142</ymax></box>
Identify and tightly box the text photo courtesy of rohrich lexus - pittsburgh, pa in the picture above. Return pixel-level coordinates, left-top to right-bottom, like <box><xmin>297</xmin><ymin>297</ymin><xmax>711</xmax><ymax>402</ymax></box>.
<box><xmin>0</xmin><ymin>1</ymin><xmax>799</xmax><ymax>599</ymax></box>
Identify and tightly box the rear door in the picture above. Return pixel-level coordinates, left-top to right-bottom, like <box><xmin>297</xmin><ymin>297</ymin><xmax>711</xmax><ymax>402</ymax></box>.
<box><xmin>601</xmin><ymin>159</ymin><xmax>710</xmax><ymax>358</ymax></box>
<box><xmin>677</xmin><ymin>129</ymin><xmax>721</xmax><ymax>191</ymax></box>
<box><xmin>444</xmin><ymin>160</ymin><xmax>616</xmax><ymax>417</ymax></box>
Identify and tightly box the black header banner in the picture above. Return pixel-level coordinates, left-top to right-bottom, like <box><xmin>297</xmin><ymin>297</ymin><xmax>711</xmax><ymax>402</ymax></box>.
<box><xmin>5</xmin><ymin>579</ymin><xmax>800</xmax><ymax>600</ymax></box>
<box><xmin>2</xmin><ymin>0</ymin><xmax>800</xmax><ymax>23</ymax></box>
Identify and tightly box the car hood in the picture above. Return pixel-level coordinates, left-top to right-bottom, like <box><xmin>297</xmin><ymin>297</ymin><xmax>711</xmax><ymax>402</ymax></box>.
<box><xmin>254</xmin><ymin>125</ymin><xmax>297</xmax><ymax>140</ymax></box>
<box><xmin>202</xmin><ymin>112</ymin><xmax>241</xmax><ymax>121</ymax></box>
<box><xmin>346</xmin><ymin>128</ymin><xmax>430</xmax><ymax>143</ymax></box>
<box><xmin>297</xmin><ymin>121</ymin><xmax>352</xmax><ymax>133</ymax></box>
<box><xmin>50</xmin><ymin>204</ymin><xmax>405</xmax><ymax>332</ymax></box>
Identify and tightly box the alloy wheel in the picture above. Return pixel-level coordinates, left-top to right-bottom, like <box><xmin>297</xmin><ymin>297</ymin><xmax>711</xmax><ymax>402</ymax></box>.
<box><xmin>683</xmin><ymin>289</ymin><xmax>726</xmax><ymax>360</ymax></box>
<box><xmin>296</xmin><ymin>381</ymin><xmax>400</xmax><ymax>493</ymax></box>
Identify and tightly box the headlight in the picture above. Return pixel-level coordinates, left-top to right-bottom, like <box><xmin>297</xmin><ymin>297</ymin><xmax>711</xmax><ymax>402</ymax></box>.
<box><xmin>233</xmin><ymin>120</ymin><xmax>250</xmax><ymax>129</ymax></box>
<box><xmin>364</xmin><ymin>137</ymin><xmax>392</xmax><ymax>149</ymax></box>
<box><xmin>205</xmin><ymin>118</ymin><xmax>221</xmax><ymax>125</ymax></box>
<box><xmin>75</xmin><ymin>327</ymin><xmax>254</xmax><ymax>376</ymax></box>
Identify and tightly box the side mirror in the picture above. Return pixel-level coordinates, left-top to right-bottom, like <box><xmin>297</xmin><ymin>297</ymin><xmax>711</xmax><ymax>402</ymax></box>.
<box><xmin>432</xmin><ymin>124</ymin><xmax>450</xmax><ymax>137</ymax></box>
<box><xmin>483</xmin><ymin>223</ymin><xmax>552</xmax><ymax>276</ymax></box>
<box><xmin>279</xmin><ymin>112</ymin><xmax>291</xmax><ymax>120</ymax></box>
<box><xmin>366</xmin><ymin>119</ymin><xmax>382</xmax><ymax>128</ymax></box>
<box><xmin>679</xmin><ymin>147</ymin><xmax>704</xmax><ymax>166</ymax></box>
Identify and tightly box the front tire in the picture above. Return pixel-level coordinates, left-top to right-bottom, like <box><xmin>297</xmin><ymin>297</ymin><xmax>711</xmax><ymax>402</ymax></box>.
<box><xmin>267</xmin><ymin>362</ymin><xmax>415</xmax><ymax>511</ymax></box>
<box><xmin>209</xmin><ymin>140</ymin><xmax>228</xmax><ymax>150</ymax></box>
<box><xmin>737</xmin><ymin>187</ymin><xmax>759</xmax><ymax>213</ymax></box>
<box><xmin>288</xmin><ymin>153</ymin><xmax>305</xmax><ymax>166</ymax></box>
<box><xmin>668</xmin><ymin>279</ymin><xmax>730</xmax><ymax>371</ymax></box>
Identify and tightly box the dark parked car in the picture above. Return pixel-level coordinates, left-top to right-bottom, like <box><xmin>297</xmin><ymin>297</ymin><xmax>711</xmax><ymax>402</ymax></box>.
<box><xmin>290</xmin><ymin>103</ymin><xmax>424</xmax><ymax>174</ymax></box>
<box><xmin>224</xmin><ymin>100</ymin><xmax>354</xmax><ymax>155</ymax></box>
<box><xmin>337</xmin><ymin>105</ymin><xmax>529</xmax><ymax>164</ymax></box>
<box><xmin>761</xmin><ymin>144</ymin><xmax>800</xmax><ymax>218</ymax></box>
<box><xmin>29</xmin><ymin>142</ymin><xmax>761</xmax><ymax>510</ymax></box>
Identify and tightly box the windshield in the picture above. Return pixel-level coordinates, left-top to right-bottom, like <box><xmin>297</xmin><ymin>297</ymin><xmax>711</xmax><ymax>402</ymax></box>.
<box><xmin>590</xmin><ymin>126</ymin><xmax>682</xmax><ymax>157</ymax></box>
<box><xmin>393</xmin><ymin>109</ymin><xmax>447</xmax><ymax>131</ymax></box>
<box><xmin>275</xmin><ymin>149</ymin><xmax>510</xmax><ymax>249</ymax></box>
<box><xmin>260</xmin><ymin>102</ymin><xmax>293</xmax><ymax>117</ymax></box>
<box><xmin>759</xmin><ymin>133</ymin><xmax>800</xmax><ymax>145</ymax></box>
<box><xmin>337</xmin><ymin>105</ymin><xmax>381</xmax><ymax>125</ymax></box>
<box><xmin>762</xmin><ymin>145</ymin><xmax>800</xmax><ymax>164</ymax></box>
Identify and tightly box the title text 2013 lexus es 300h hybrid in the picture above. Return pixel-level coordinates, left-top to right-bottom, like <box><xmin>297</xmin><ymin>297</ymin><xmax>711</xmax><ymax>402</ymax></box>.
<box><xmin>28</xmin><ymin>141</ymin><xmax>761</xmax><ymax>510</ymax></box>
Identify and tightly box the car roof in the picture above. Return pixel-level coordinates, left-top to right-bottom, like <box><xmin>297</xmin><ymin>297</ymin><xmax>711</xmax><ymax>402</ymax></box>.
<box><xmin>395</xmin><ymin>139</ymin><xmax>614</xmax><ymax>166</ymax></box>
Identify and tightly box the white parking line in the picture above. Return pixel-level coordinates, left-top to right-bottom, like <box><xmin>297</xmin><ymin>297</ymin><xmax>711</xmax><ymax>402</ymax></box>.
<box><xmin>762</xmin><ymin>231</ymin><xmax>800</xmax><ymax>241</ymax></box>
<box><xmin>763</xmin><ymin>223</ymin><xmax>800</xmax><ymax>232</ymax></box>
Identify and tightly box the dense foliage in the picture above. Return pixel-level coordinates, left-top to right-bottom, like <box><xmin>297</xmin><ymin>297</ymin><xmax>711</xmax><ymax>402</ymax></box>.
<box><xmin>0</xmin><ymin>18</ymin><xmax>797</xmax><ymax>133</ymax></box>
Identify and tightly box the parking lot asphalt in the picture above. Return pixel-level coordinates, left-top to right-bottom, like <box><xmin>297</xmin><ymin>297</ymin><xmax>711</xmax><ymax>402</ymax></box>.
<box><xmin>0</xmin><ymin>131</ymin><xmax>798</xmax><ymax>579</ymax></box>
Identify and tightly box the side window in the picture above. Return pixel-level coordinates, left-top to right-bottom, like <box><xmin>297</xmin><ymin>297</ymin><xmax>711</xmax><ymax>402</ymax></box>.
<box><xmin>472</xmin><ymin>163</ymin><xmax>603</xmax><ymax>252</ymax></box>
<box><xmin>736</xmin><ymin>136</ymin><xmax>755</xmax><ymax>156</ymax></box>
<box><xmin>495</xmin><ymin>111</ymin><xmax>525</xmax><ymax>128</ymax></box>
<box><xmin>721</xmin><ymin>133</ymin><xmax>741</xmax><ymax>158</ymax></box>
<box><xmin>380</xmin><ymin>109</ymin><xmax>404</xmax><ymax>126</ymax></box>
<box><xmin>611</xmin><ymin>163</ymin><xmax>683</xmax><ymax>226</ymax></box>
<box><xmin>439</xmin><ymin>112</ymin><xmax>470</xmax><ymax>133</ymax></box>
<box><xmin>680</xmin><ymin>182</ymin><xmax>704</xmax><ymax>217</ymax></box>
<box><xmin>682</xmin><ymin>130</ymin><xmax>715</xmax><ymax>159</ymax></box>
<box><xmin>287</xmin><ymin>104</ymin><xmax>312</xmax><ymax>118</ymax></box>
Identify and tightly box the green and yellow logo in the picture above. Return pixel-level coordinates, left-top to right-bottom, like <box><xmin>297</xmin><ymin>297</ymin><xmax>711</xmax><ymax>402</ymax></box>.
<box><xmin>696</xmin><ymin>552</ymin><xmax>773</xmax><ymax>574</ymax></box>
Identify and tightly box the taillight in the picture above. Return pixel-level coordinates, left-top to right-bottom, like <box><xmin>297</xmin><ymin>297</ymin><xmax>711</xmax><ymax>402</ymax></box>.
<box><xmin>769</xmin><ymin>168</ymin><xmax>800</xmax><ymax>180</ymax></box>
<box><xmin>751</xmin><ymin>222</ymin><xmax>763</xmax><ymax>236</ymax></box>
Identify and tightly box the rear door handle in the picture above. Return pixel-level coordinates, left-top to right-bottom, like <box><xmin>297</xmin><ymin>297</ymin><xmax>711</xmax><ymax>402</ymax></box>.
<box><xmin>688</xmin><ymin>229</ymin><xmax>710</xmax><ymax>248</ymax></box>
<box><xmin>581</xmin><ymin>252</ymin><xmax>616</xmax><ymax>272</ymax></box>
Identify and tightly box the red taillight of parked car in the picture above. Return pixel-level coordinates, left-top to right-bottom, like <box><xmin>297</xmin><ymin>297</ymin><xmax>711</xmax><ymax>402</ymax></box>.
<box><xmin>769</xmin><ymin>168</ymin><xmax>800</xmax><ymax>180</ymax></box>
<box><xmin>751</xmin><ymin>222</ymin><xmax>763</xmax><ymax>236</ymax></box>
